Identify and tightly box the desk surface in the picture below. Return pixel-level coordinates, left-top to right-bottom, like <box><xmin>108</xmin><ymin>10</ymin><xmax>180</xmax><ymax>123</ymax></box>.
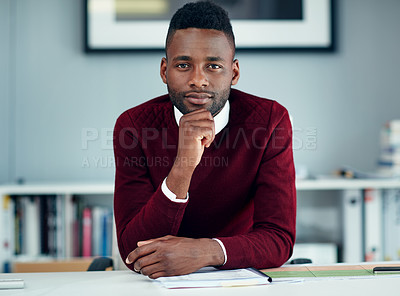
<box><xmin>1</xmin><ymin>266</ymin><xmax>400</xmax><ymax>296</ymax></box>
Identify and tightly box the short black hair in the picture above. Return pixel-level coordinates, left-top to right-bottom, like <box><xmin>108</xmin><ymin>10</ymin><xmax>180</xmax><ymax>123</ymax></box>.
<box><xmin>166</xmin><ymin>1</ymin><xmax>235</xmax><ymax>55</ymax></box>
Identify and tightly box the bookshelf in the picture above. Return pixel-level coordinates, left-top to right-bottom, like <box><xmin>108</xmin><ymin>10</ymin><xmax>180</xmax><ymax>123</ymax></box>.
<box><xmin>0</xmin><ymin>183</ymin><xmax>116</xmax><ymax>273</ymax></box>
<box><xmin>296</xmin><ymin>178</ymin><xmax>400</xmax><ymax>264</ymax></box>
<box><xmin>1</xmin><ymin>179</ymin><xmax>400</xmax><ymax>272</ymax></box>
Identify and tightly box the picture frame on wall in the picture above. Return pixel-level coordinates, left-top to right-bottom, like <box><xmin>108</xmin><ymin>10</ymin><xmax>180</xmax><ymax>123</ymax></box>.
<box><xmin>84</xmin><ymin>0</ymin><xmax>335</xmax><ymax>52</ymax></box>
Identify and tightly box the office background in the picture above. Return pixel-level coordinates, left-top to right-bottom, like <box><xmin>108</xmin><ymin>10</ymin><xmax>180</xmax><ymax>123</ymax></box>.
<box><xmin>1</xmin><ymin>0</ymin><xmax>400</xmax><ymax>184</ymax></box>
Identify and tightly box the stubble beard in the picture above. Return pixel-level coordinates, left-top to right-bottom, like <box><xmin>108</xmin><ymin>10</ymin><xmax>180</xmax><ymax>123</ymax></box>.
<box><xmin>168</xmin><ymin>86</ymin><xmax>231</xmax><ymax>116</ymax></box>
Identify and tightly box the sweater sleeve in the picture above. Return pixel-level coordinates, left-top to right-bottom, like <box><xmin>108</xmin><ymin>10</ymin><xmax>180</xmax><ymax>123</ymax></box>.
<box><xmin>216</xmin><ymin>106</ymin><xmax>296</xmax><ymax>270</ymax></box>
<box><xmin>113</xmin><ymin>112</ymin><xmax>188</xmax><ymax>269</ymax></box>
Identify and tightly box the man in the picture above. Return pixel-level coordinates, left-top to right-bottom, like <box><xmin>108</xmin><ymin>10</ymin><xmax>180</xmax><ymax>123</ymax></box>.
<box><xmin>113</xmin><ymin>1</ymin><xmax>296</xmax><ymax>279</ymax></box>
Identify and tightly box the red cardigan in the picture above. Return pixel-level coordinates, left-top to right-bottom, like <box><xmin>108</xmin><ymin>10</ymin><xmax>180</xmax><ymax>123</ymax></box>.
<box><xmin>113</xmin><ymin>89</ymin><xmax>296</xmax><ymax>270</ymax></box>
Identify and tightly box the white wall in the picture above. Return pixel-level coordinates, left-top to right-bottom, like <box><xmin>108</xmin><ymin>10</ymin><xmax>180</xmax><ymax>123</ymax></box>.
<box><xmin>0</xmin><ymin>0</ymin><xmax>11</xmax><ymax>182</ymax></box>
<box><xmin>1</xmin><ymin>0</ymin><xmax>400</xmax><ymax>183</ymax></box>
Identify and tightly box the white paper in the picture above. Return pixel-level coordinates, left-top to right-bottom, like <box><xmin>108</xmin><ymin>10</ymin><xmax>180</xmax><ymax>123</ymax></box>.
<box><xmin>0</xmin><ymin>279</ymin><xmax>25</xmax><ymax>289</ymax></box>
<box><xmin>155</xmin><ymin>267</ymin><xmax>270</xmax><ymax>289</ymax></box>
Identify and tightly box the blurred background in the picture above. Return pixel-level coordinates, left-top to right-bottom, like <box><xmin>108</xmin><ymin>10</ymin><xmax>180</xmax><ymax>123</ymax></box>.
<box><xmin>1</xmin><ymin>0</ymin><xmax>400</xmax><ymax>271</ymax></box>
<box><xmin>1</xmin><ymin>0</ymin><xmax>399</xmax><ymax>183</ymax></box>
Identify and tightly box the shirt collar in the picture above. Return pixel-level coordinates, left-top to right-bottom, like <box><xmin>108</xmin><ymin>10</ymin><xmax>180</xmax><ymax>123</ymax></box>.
<box><xmin>173</xmin><ymin>100</ymin><xmax>230</xmax><ymax>135</ymax></box>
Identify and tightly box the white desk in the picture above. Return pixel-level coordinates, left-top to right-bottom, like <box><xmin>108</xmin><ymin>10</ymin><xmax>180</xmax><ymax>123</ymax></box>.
<box><xmin>1</xmin><ymin>270</ymin><xmax>399</xmax><ymax>296</ymax></box>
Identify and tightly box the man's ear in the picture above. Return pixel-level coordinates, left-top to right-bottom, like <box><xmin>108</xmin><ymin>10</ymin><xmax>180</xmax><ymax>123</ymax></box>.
<box><xmin>231</xmin><ymin>59</ymin><xmax>240</xmax><ymax>85</ymax></box>
<box><xmin>160</xmin><ymin>57</ymin><xmax>167</xmax><ymax>84</ymax></box>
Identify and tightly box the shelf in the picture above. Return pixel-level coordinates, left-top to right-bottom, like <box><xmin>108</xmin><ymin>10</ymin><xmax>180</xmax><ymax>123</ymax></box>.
<box><xmin>1</xmin><ymin>179</ymin><xmax>400</xmax><ymax>196</ymax></box>
<box><xmin>296</xmin><ymin>178</ymin><xmax>400</xmax><ymax>190</ymax></box>
<box><xmin>0</xmin><ymin>183</ymin><xmax>114</xmax><ymax>195</ymax></box>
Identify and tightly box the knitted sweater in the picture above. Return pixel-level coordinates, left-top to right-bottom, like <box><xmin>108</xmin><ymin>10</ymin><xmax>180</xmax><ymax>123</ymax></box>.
<box><xmin>113</xmin><ymin>89</ymin><xmax>296</xmax><ymax>270</ymax></box>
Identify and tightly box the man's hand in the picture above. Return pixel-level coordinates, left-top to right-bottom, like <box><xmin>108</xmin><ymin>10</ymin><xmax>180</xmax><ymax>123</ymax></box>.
<box><xmin>166</xmin><ymin>108</ymin><xmax>215</xmax><ymax>198</ymax></box>
<box><xmin>176</xmin><ymin>108</ymin><xmax>215</xmax><ymax>168</ymax></box>
<box><xmin>125</xmin><ymin>235</ymin><xmax>224</xmax><ymax>279</ymax></box>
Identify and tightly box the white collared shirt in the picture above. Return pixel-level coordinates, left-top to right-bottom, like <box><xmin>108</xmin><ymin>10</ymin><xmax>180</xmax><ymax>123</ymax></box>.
<box><xmin>161</xmin><ymin>101</ymin><xmax>230</xmax><ymax>265</ymax></box>
<box><xmin>173</xmin><ymin>100</ymin><xmax>230</xmax><ymax>135</ymax></box>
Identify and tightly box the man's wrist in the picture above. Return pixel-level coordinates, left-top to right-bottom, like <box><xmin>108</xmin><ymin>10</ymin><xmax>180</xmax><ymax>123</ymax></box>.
<box><xmin>211</xmin><ymin>238</ymin><xmax>227</xmax><ymax>265</ymax></box>
<box><xmin>173</xmin><ymin>156</ymin><xmax>198</xmax><ymax>173</ymax></box>
<box><xmin>166</xmin><ymin>161</ymin><xmax>195</xmax><ymax>199</ymax></box>
<box><xmin>200</xmin><ymin>238</ymin><xmax>225</xmax><ymax>267</ymax></box>
<box><xmin>161</xmin><ymin>178</ymin><xmax>188</xmax><ymax>203</ymax></box>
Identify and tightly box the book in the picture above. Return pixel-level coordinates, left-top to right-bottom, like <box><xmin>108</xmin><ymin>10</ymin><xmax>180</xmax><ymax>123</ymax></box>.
<box><xmin>47</xmin><ymin>196</ymin><xmax>57</xmax><ymax>256</ymax></box>
<box><xmin>72</xmin><ymin>196</ymin><xmax>85</xmax><ymax>257</ymax></box>
<box><xmin>22</xmin><ymin>196</ymin><xmax>40</xmax><ymax>258</ymax></box>
<box><xmin>101</xmin><ymin>210</ymin><xmax>108</xmax><ymax>256</ymax></box>
<box><xmin>105</xmin><ymin>209</ymin><xmax>113</xmax><ymax>256</ymax></box>
<box><xmin>91</xmin><ymin>206</ymin><xmax>103</xmax><ymax>257</ymax></box>
<box><xmin>342</xmin><ymin>189</ymin><xmax>363</xmax><ymax>262</ymax></box>
<box><xmin>101</xmin><ymin>208</ymin><xmax>113</xmax><ymax>256</ymax></box>
<box><xmin>155</xmin><ymin>267</ymin><xmax>271</xmax><ymax>289</ymax></box>
<box><xmin>14</xmin><ymin>196</ymin><xmax>23</xmax><ymax>255</ymax></box>
<box><xmin>1</xmin><ymin>195</ymin><xmax>14</xmax><ymax>273</ymax></box>
<box><xmin>38</xmin><ymin>196</ymin><xmax>48</xmax><ymax>255</ymax></box>
<box><xmin>363</xmin><ymin>189</ymin><xmax>383</xmax><ymax>261</ymax></box>
<box><xmin>55</xmin><ymin>195</ymin><xmax>65</xmax><ymax>258</ymax></box>
<box><xmin>64</xmin><ymin>194</ymin><xmax>74</xmax><ymax>258</ymax></box>
<box><xmin>82</xmin><ymin>207</ymin><xmax>92</xmax><ymax>257</ymax></box>
<box><xmin>382</xmin><ymin>189</ymin><xmax>400</xmax><ymax>261</ymax></box>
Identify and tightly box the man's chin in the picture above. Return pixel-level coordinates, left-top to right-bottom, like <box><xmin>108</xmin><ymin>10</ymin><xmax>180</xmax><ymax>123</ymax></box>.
<box><xmin>175</xmin><ymin>102</ymin><xmax>210</xmax><ymax>115</ymax></box>
<box><xmin>188</xmin><ymin>105</ymin><xmax>209</xmax><ymax>113</ymax></box>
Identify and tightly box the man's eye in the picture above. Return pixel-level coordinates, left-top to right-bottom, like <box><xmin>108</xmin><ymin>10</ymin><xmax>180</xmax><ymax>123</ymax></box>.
<box><xmin>176</xmin><ymin>63</ymin><xmax>189</xmax><ymax>69</ymax></box>
<box><xmin>207</xmin><ymin>64</ymin><xmax>222</xmax><ymax>69</ymax></box>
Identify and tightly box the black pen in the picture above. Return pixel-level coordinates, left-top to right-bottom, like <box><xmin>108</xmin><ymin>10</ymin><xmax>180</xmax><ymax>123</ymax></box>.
<box><xmin>373</xmin><ymin>266</ymin><xmax>400</xmax><ymax>274</ymax></box>
<box><xmin>249</xmin><ymin>267</ymin><xmax>272</xmax><ymax>283</ymax></box>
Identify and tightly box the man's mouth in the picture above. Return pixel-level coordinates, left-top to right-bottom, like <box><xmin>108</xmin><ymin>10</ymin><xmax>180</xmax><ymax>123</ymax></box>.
<box><xmin>185</xmin><ymin>92</ymin><xmax>212</xmax><ymax>105</ymax></box>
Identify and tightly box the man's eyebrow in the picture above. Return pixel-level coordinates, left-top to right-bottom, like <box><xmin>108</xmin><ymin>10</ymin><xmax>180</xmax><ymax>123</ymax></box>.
<box><xmin>171</xmin><ymin>56</ymin><xmax>225</xmax><ymax>62</ymax></box>
<box><xmin>206</xmin><ymin>56</ymin><xmax>224</xmax><ymax>62</ymax></box>
<box><xmin>172</xmin><ymin>55</ymin><xmax>191</xmax><ymax>61</ymax></box>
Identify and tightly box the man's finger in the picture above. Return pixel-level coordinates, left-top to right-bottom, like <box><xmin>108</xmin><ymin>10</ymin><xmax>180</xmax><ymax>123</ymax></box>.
<box><xmin>180</xmin><ymin>109</ymin><xmax>213</xmax><ymax>122</ymax></box>
<box><xmin>125</xmin><ymin>249</ymin><xmax>138</xmax><ymax>264</ymax></box>
<box><xmin>125</xmin><ymin>243</ymin><xmax>155</xmax><ymax>264</ymax></box>
<box><xmin>148</xmin><ymin>271</ymin><xmax>168</xmax><ymax>280</ymax></box>
<box><xmin>137</xmin><ymin>240</ymin><xmax>154</xmax><ymax>247</ymax></box>
<box><xmin>133</xmin><ymin>253</ymin><xmax>161</xmax><ymax>273</ymax></box>
<box><xmin>198</xmin><ymin>126</ymin><xmax>215</xmax><ymax>147</ymax></box>
<box><xmin>131</xmin><ymin>235</ymin><xmax>177</xmax><ymax>262</ymax></box>
<box><xmin>182</xmin><ymin>119</ymin><xmax>214</xmax><ymax>128</ymax></box>
<box><xmin>138</xmin><ymin>235</ymin><xmax>175</xmax><ymax>247</ymax></box>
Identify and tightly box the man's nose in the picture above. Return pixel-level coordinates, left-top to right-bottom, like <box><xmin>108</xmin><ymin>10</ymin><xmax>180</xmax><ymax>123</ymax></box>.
<box><xmin>188</xmin><ymin>67</ymin><xmax>209</xmax><ymax>88</ymax></box>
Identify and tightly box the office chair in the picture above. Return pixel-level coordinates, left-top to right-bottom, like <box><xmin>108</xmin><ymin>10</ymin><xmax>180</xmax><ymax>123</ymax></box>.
<box><xmin>289</xmin><ymin>258</ymin><xmax>312</xmax><ymax>264</ymax></box>
<box><xmin>87</xmin><ymin>257</ymin><xmax>114</xmax><ymax>271</ymax></box>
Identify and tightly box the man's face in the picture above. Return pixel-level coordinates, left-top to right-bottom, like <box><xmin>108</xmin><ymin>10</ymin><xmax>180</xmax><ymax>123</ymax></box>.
<box><xmin>160</xmin><ymin>28</ymin><xmax>240</xmax><ymax>116</ymax></box>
